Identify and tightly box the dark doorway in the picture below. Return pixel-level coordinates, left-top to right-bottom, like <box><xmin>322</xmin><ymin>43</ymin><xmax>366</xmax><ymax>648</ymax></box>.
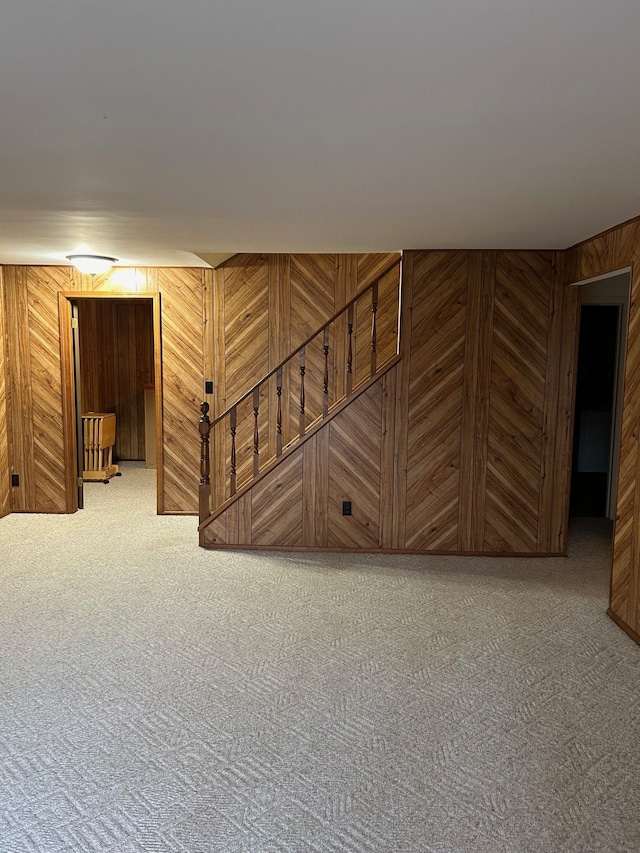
<box><xmin>76</xmin><ymin>298</ymin><xmax>155</xmax><ymax>465</ymax></box>
<box><xmin>71</xmin><ymin>297</ymin><xmax>156</xmax><ymax>507</ymax></box>
<box><xmin>570</xmin><ymin>305</ymin><xmax>619</xmax><ymax>517</ymax></box>
<box><xmin>59</xmin><ymin>290</ymin><xmax>162</xmax><ymax>514</ymax></box>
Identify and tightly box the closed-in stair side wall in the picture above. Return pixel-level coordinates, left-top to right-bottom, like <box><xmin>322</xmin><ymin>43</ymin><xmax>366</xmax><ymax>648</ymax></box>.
<box><xmin>0</xmin><ymin>267</ymin><xmax>9</xmax><ymax>518</ymax></box>
<box><xmin>203</xmin><ymin>249</ymin><xmax>580</xmax><ymax>553</ymax></box>
<box><xmin>202</xmin><ymin>364</ymin><xmax>400</xmax><ymax>548</ymax></box>
<box><xmin>204</xmin><ymin>253</ymin><xmax>401</xmax><ymax>509</ymax></box>
<box><xmin>565</xmin><ymin>215</ymin><xmax>640</xmax><ymax>643</ymax></box>
<box><xmin>2</xmin><ymin>265</ymin><xmax>208</xmax><ymax>514</ymax></box>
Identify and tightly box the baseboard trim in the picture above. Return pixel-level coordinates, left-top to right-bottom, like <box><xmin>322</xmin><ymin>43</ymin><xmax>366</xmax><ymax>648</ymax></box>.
<box><xmin>201</xmin><ymin>543</ymin><xmax>566</xmax><ymax>557</ymax></box>
<box><xmin>607</xmin><ymin>608</ymin><xmax>640</xmax><ymax>647</ymax></box>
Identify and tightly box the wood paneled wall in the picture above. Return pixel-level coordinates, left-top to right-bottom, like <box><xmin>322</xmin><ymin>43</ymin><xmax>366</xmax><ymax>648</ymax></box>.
<box><xmin>207</xmin><ymin>253</ymin><xmax>399</xmax><ymax>415</ymax></box>
<box><xmin>205</xmin><ymin>253</ymin><xmax>400</xmax><ymax>508</ymax></box>
<box><xmin>4</xmin><ymin>266</ymin><xmax>70</xmax><ymax>512</ymax></box>
<box><xmin>0</xmin><ymin>267</ymin><xmax>9</xmax><ymax>518</ymax></box>
<box><xmin>565</xmin><ymin>215</ymin><xmax>640</xmax><ymax>643</ymax></box>
<box><xmin>203</xmin><ymin>249</ymin><xmax>580</xmax><ymax>554</ymax></box>
<box><xmin>77</xmin><ymin>299</ymin><xmax>154</xmax><ymax>461</ymax></box>
<box><xmin>404</xmin><ymin>250</ymin><xmax>579</xmax><ymax>553</ymax></box>
<box><xmin>157</xmin><ymin>267</ymin><xmax>207</xmax><ymax>513</ymax></box>
<box><xmin>2</xmin><ymin>266</ymin><xmax>207</xmax><ymax>514</ymax></box>
<box><xmin>1</xmin><ymin>256</ymin><xmax>393</xmax><ymax>517</ymax></box>
<box><xmin>203</xmin><ymin>371</ymin><xmax>399</xmax><ymax>548</ymax></box>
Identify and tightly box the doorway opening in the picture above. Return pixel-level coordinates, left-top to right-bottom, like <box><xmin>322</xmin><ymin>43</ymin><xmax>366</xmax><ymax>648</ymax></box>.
<box><xmin>59</xmin><ymin>291</ymin><xmax>162</xmax><ymax>514</ymax></box>
<box><xmin>570</xmin><ymin>271</ymin><xmax>630</xmax><ymax>521</ymax></box>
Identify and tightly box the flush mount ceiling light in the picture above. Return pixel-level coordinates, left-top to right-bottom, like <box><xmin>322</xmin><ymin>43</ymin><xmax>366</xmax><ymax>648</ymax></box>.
<box><xmin>66</xmin><ymin>254</ymin><xmax>117</xmax><ymax>275</ymax></box>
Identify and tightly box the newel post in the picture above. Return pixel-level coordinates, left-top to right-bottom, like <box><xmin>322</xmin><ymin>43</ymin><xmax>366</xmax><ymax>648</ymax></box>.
<box><xmin>199</xmin><ymin>401</ymin><xmax>211</xmax><ymax>524</ymax></box>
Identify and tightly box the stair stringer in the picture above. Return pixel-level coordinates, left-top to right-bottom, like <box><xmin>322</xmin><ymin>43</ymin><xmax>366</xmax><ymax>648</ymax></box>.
<box><xmin>200</xmin><ymin>358</ymin><xmax>402</xmax><ymax>550</ymax></box>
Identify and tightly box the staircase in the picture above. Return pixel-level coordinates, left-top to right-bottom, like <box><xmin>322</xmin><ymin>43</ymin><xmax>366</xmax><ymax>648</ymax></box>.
<box><xmin>198</xmin><ymin>255</ymin><xmax>403</xmax><ymax>548</ymax></box>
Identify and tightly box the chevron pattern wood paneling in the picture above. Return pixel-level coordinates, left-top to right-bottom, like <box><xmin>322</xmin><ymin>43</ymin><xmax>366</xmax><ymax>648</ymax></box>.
<box><xmin>328</xmin><ymin>383</ymin><xmax>382</xmax><ymax>548</ymax></box>
<box><xmin>158</xmin><ymin>268</ymin><xmax>205</xmax><ymax>514</ymax></box>
<box><xmin>201</xmin><ymin>374</ymin><xmax>391</xmax><ymax>549</ymax></box>
<box><xmin>251</xmin><ymin>454</ymin><xmax>304</xmax><ymax>547</ymax></box>
<box><xmin>457</xmin><ymin>253</ymin><xmax>493</xmax><ymax>551</ymax></box>
<box><xmin>2</xmin><ymin>264</ymin><xmax>204</xmax><ymax>516</ymax></box>
<box><xmin>220</xmin><ymin>255</ymin><xmax>269</xmax><ymax>492</ymax></box>
<box><xmin>537</xmin><ymin>253</ymin><xmax>580</xmax><ymax>554</ymax></box>
<box><xmin>357</xmin><ymin>252</ymin><xmax>401</xmax><ymax>290</ymax></box>
<box><xmin>5</xmin><ymin>266</ymin><xmax>36</xmax><ymax>511</ymax></box>
<box><xmin>290</xmin><ymin>254</ymin><xmax>336</xmax><ymax>431</ymax></box>
<box><xmin>405</xmin><ymin>252</ymin><xmax>468</xmax><ymax>550</ymax></box>
<box><xmin>566</xmin><ymin>214</ymin><xmax>640</xmax><ymax>643</ymax></box>
<box><xmin>202</xmin><ymin>248</ymin><xmax>578</xmax><ymax>556</ymax></box>
<box><xmin>568</xmin><ymin>221</ymin><xmax>640</xmax><ymax>282</ymax></box>
<box><xmin>376</xmin><ymin>263</ymin><xmax>402</xmax><ymax>372</ymax></box>
<box><xmin>352</xmin><ymin>255</ymin><xmax>400</xmax><ymax>389</ymax></box>
<box><xmin>615</xmin><ymin>333</ymin><xmax>640</xmax><ymax>625</ymax></box>
<box><xmin>0</xmin><ymin>269</ymin><xmax>9</xmax><ymax>518</ymax></box>
<box><xmin>224</xmin><ymin>254</ymin><xmax>269</xmax><ymax>406</ymax></box>
<box><xmin>484</xmin><ymin>252</ymin><xmax>553</xmax><ymax>552</ymax></box>
<box><xmin>26</xmin><ymin>268</ymin><xmax>70</xmax><ymax>512</ymax></box>
<box><xmin>619</xmin><ymin>220</ymin><xmax>640</xmax><ymax>269</ymax></box>
<box><xmin>290</xmin><ymin>254</ymin><xmax>337</xmax><ymax>346</ymax></box>
<box><xmin>207</xmin><ymin>253</ymin><xmax>401</xmax><ymax>510</ymax></box>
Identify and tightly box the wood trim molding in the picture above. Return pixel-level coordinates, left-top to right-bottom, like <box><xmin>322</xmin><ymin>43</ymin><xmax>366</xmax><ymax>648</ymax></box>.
<box><xmin>199</xmin><ymin>355</ymin><xmax>402</xmax><ymax>536</ymax></box>
<box><xmin>153</xmin><ymin>292</ymin><xmax>164</xmax><ymax>514</ymax></box>
<box><xmin>0</xmin><ymin>268</ymin><xmax>9</xmax><ymax>519</ymax></box>
<box><xmin>203</xmin><ymin>544</ymin><xmax>567</xmax><ymax>556</ymax></box>
<box><xmin>57</xmin><ymin>294</ymin><xmax>78</xmax><ymax>512</ymax></box>
<box><xmin>607</xmin><ymin>608</ymin><xmax>640</xmax><ymax>647</ymax></box>
<box><xmin>58</xmin><ymin>291</ymin><xmax>163</xmax><ymax>513</ymax></box>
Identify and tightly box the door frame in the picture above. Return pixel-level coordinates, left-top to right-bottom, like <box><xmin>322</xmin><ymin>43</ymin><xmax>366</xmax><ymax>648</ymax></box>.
<box><xmin>569</xmin><ymin>268</ymin><xmax>631</xmax><ymax>520</ymax></box>
<box><xmin>58</xmin><ymin>291</ymin><xmax>163</xmax><ymax>514</ymax></box>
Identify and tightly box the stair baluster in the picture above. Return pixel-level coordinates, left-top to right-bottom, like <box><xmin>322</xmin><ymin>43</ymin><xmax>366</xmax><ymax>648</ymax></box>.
<box><xmin>347</xmin><ymin>304</ymin><xmax>354</xmax><ymax>395</ymax></box>
<box><xmin>276</xmin><ymin>367</ymin><xmax>283</xmax><ymax>457</ymax></box>
<box><xmin>299</xmin><ymin>347</ymin><xmax>306</xmax><ymax>437</ymax></box>
<box><xmin>230</xmin><ymin>405</ymin><xmax>237</xmax><ymax>496</ymax></box>
<box><xmin>199</xmin><ymin>402</ymin><xmax>211</xmax><ymax>522</ymax></box>
<box><xmin>197</xmin><ymin>254</ymin><xmax>402</xmax><ymax>528</ymax></box>
<box><xmin>323</xmin><ymin>327</ymin><xmax>330</xmax><ymax>417</ymax></box>
<box><xmin>253</xmin><ymin>386</ymin><xmax>260</xmax><ymax>477</ymax></box>
<box><xmin>371</xmin><ymin>280</ymin><xmax>378</xmax><ymax>376</ymax></box>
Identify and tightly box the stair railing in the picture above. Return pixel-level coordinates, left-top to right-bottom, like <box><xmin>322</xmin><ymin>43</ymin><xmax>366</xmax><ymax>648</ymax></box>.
<box><xmin>199</xmin><ymin>257</ymin><xmax>402</xmax><ymax>523</ymax></box>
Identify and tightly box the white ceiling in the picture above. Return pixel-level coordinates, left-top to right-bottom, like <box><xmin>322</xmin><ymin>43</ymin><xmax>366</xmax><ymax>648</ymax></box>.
<box><xmin>1</xmin><ymin>0</ymin><xmax>640</xmax><ymax>267</ymax></box>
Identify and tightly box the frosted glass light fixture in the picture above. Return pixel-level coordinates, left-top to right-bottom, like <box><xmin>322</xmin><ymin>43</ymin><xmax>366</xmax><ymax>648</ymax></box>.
<box><xmin>66</xmin><ymin>254</ymin><xmax>117</xmax><ymax>275</ymax></box>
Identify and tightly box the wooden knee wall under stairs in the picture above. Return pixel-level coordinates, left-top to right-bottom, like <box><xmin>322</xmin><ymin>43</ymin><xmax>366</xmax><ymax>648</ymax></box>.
<box><xmin>200</xmin><ymin>248</ymin><xmax>581</xmax><ymax>555</ymax></box>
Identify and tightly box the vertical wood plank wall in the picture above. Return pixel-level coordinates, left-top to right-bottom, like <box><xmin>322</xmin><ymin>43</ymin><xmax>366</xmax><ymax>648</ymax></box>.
<box><xmin>203</xmin><ymin>249</ymin><xmax>580</xmax><ymax>554</ymax></box>
<box><xmin>2</xmin><ymin>265</ymin><xmax>208</xmax><ymax>514</ymax></box>
<box><xmin>0</xmin><ymin>267</ymin><xmax>9</xmax><ymax>518</ymax></box>
<box><xmin>565</xmin><ymin>215</ymin><xmax>640</xmax><ymax>642</ymax></box>
<box><xmin>77</xmin><ymin>299</ymin><xmax>154</xmax><ymax>460</ymax></box>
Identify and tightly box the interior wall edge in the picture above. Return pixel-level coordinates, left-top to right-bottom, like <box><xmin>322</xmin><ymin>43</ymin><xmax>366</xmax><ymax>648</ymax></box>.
<box><xmin>0</xmin><ymin>267</ymin><xmax>10</xmax><ymax>518</ymax></box>
<box><xmin>566</xmin><ymin>221</ymin><xmax>640</xmax><ymax>640</ymax></box>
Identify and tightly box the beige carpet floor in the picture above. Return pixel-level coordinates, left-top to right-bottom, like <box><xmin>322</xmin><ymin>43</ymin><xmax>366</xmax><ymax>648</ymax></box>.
<box><xmin>1</xmin><ymin>463</ymin><xmax>639</xmax><ymax>853</ymax></box>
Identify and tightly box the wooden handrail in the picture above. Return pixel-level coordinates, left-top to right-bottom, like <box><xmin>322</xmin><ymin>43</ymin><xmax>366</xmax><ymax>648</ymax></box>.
<box><xmin>198</xmin><ymin>253</ymin><xmax>403</xmax><ymax>524</ymax></box>
<box><xmin>199</xmin><ymin>354</ymin><xmax>402</xmax><ymax>534</ymax></box>
<box><xmin>208</xmin><ymin>256</ymin><xmax>401</xmax><ymax>428</ymax></box>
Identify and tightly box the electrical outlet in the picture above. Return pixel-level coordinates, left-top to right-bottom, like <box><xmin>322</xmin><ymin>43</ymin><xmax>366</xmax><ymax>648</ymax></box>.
<box><xmin>205</xmin><ymin>380</ymin><xmax>214</xmax><ymax>394</ymax></box>
<box><xmin>342</xmin><ymin>501</ymin><xmax>352</xmax><ymax>516</ymax></box>
<box><xmin>11</xmin><ymin>474</ymin><xmax>19</xmax><ymax>487</ymax></box>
